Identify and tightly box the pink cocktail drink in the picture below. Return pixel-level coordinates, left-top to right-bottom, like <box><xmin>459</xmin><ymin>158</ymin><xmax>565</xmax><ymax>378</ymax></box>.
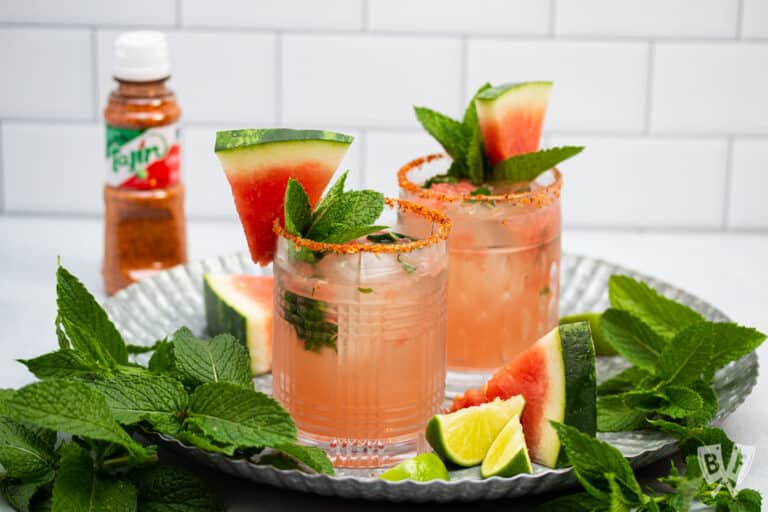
<box><xmin>271</xmin><ymin>199</ymin><xmax>451</xmax><ymax>468</ymax></box>
<box><xmin>399</xmin><ymin>154</ymin><xmax>562</xmax><ymax>379</ymax></box>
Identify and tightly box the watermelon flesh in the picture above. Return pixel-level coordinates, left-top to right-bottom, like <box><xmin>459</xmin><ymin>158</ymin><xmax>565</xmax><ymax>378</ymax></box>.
<box><xmin>215</xmin><ymin>129</ymin><xmax>353</xmax><ymax>265</ymax></box>
<box><xmin>450</xmin><ymin>322</ymin><xmax>596</xmax><ymax>468</ymax></box>
<box><xmin>475</xmin><ymin>82</ymin><xmax>552</xmax><ymax>166</ymax></box>
<box><xmin>204</xmin><ymin>274</ymin><xmax>274</xmax><ymax>375</ymax></box>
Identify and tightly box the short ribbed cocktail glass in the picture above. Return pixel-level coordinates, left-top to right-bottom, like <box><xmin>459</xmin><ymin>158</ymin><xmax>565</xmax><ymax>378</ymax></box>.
<box><xmin>271</xmin><ymin>198</ymin><xmax>451</xmax><ymax>468</ymax></box>
<box><xmin>399</xmin><ymin>154</ymin><xmax>562</xmax><ymax>391</ymax></box>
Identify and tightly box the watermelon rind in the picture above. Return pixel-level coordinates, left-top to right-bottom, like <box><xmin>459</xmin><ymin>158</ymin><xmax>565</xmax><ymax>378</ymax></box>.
<box><xmin>215</xmin><ymin>128</ymin><xmax>353</xmax><ymax>153</ymax></box>
<box><xmin>475</xmin><ymin>81</ymin><xmax>553</xmax><ymax>103</ymax></box>
<box><xmin>204</xmin><ymin>273</ymin><xmax>273</xmax><ymax>376</ymax></box>
<box><xmin>560</xmin><ymin>312</ymin><xmax>618</xmax><ymax>356</ymax></box>
<box><xmin>557</xmin><ymin>321</ymin><xmax>597</xmax><ymax>466</ymax></box>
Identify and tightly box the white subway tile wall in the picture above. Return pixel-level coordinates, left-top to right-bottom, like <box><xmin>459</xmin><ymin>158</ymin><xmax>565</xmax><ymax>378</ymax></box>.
<box><xmin>0</xmin><ymin>0</ymin><xmax>766</xmax><ymax>231</ymax></box>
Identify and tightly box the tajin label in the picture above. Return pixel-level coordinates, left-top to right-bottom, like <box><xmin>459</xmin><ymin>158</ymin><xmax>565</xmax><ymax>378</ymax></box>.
<box><xmin>106</xmin><ymin>124</ymin><xmax>180</xmax><ymax>189</ymax></box>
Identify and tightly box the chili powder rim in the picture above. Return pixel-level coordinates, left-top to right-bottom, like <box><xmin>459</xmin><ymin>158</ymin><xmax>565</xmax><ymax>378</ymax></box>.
<box><xmin>397</xmin><ymin>153</ymin><xmax>563</xmax><ymax>207</ymax></box>
<box><xmin>272</xmin><ymin>197</ymin><xmax>451</xmax><ymax>255</ymax></box>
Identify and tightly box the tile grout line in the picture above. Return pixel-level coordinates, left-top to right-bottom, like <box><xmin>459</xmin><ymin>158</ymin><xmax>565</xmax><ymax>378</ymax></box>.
<box><xmin>0</xmin><ymin>120</ymin><xmax>4</xmax><ymax>213</ymax></box>
<box><xmin>361</xmin><ymin>0</ymin><xmax>369</xmax><ymax>31</ymax></box>
<box><xmin>722</xmin><ymin>136</ymin><xmax>735</xmax><ymax>229</ymax></box>
<box><xmin>2</xmin><ymin>21</ymin><xmax>767</xmax><ymax>42</ymax></box>
<box><xmin>274</xmin><ymin>32</ymin><xmax>283</xmax><ymax>125</ymax></box>
<box><xmin>643</xmin><ymin>42</ymin><xmax>655</xmax><ymax>135</ymax></box>
<box><xmin>175</xmin><ymin>0</ymin><xmax>182</xmax><ymax>28</ymax></box>
<box><xmin>549</xmin><ymin>0</ymin><xmax>557</xmax><ymax>36</ymax></box>
<box><xmin>91</xmin><ymin>28</ymin><xmax>100</xmax><ymax>121</ymax></box>
<box><xmin>736</xmin><ymin>0</ymin><xmax>744</xmax><ymax>39</ymax></box>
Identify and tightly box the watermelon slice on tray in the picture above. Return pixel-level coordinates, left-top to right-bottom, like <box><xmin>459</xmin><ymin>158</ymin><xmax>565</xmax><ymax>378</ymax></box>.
<box><xmin>475</xmin><ymin>81</ymin><xmax>552</xmax><ymax>166</ymax></box>
<box><xmin>215</xmin><ymin>129</ymin><xmax>353</xmax><ymax>265</ymax></box>
<box><xmin>451</xmin><ymin>322</ymin><xmax>596</xmax><ymax>468</ymax></box>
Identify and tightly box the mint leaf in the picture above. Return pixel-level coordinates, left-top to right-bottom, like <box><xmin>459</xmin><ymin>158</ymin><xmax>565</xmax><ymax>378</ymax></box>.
<box><xmin>1</xmin><ymin>473</ymin><xmax>53</xmax><ymax>512</ymax></box>
<box><xmin>683</xmin><ymin>380</ymin><xmax>718</xmax><ymax>427</ymax></box>
<box><xmin>597</xmin><ymin>395</ymin><xmax>647</xmax><ymax>432</ymax></box>
<box><xmin>492</xmin><ymin>146</ymin><xmax>583</xmax><ymax>182</ymax></box>
<box><xmin>732</xmin><ymin>489</ymin><xmax>761</xmax><ymax>512</ymax></box>
<box><xmin>657</xmin><ymin>322</ymin><xmax>713</xmax><ymax>384</ymax></box>
<box><xmin>174</xmin><ymin>427</ymin><xmax>238</xmax><ymax>456</ymax></box>
<box><xmin>282</xmin><ymin>291</ymin><xmax>337</xmax><ymax>352</ymax></box>
<box><xmin>322</xmin><ymin>224</ymin><xmax>389</xmax><ymax>245</ymax></box>
<box><xmin>550</xmin><ymin>422</ymin><xmax>642</xmax><ymax>504</ymax></box>
<box><xmin>0</xmin><ymin>388</ymin><xmax>15</xmax><ymax>416</ymax></box>
<box><xmin>0</xmin><ymin>418</ymin><xmax>56</xmax><ymax>479</ymax></box>
<box><xmin>657</xmin><ymin>385</ymin><xmax>704</xmax><ymax>419</ymax></box>
<box><xmin>606</xmin><ymin>473</ymin><xmax>635</xmax><ymax>512</ymax></box>
<box><xmin>422</xmin><ymin>173</ymin><xmax>458</xmax><ymax>189</ymax></box>
<box><xmin>125</xmin><ymin>343</ymin><xmax>159</xmax><ymax>355</ymax></box>
<box><xmin>20</xmin><ymin>350</ymin><xmax>105</xmax><ymax>380</ymax></box>
<box><xmin>56</xmin><ymin>265</ymin><xmax>128</xmax><ymax>366</ymax></box>
<box><xmin>51</xmin><ymin>442</ymin><xmax>137</xmax><ymax>512</ymax></box>
<box><xmin>148</xmin><ymin>340</ymin><xmax>175</xmax><ymax>375</ymax></box>
<box><xmin>462</xmin><ymin>82</ymin><xmax>492</xmax><ymax>128</ymax></box>
<box><xmin>284</xmin><ymin>178</ymin><xmax>312</xmax><ymax>237</ymax></box>
<box><xmin>129</xmin><ymin>465</ymin><xmax>222</xmax><ymax>512</ymax></box>
<box><xmin>608</xmin><ymin>275</ymin><xmax>704</xmax><ymax>339</ymax></box>
<box><xmin>597</xmin><ymin>366</ymin><xmax>652</xmax><ymax>396</ymax></box>
<box><xmin>600</xmin><ymin>309</ymin><xmax>666</xmax><ymax>372</ymax></box>
<box><xmin>172</xmin><ymin>328</ymin><xmax>252</xmax><ymax>388</ymax></box>
<box><xmin>89</xmin><ymin>375</ymin><xmax>188</xmax><ymax>435</ymax></box>
<box><xmin>311</xmin><ymin>170</ymin><xmax>348</xmax><ymax>228</ymax></box>
<box><xmin>271</xmin><ymin>442</ymin><xmax>335</xmax><ymax>475</ymax></box>
<box><xmin>305</xmin><ymin>190</ymin><xmax>385</xmax><ymax>242</ymax></box>
<box><xmin>414</xmin><ymin>106</ymin><xmax>467</xmax><ymax>163</ymax></box>
<box><xmin>6</xmin><ymin>380</ymin><xmax>151</xmax><ymax>460</ymax></box>
<box><xmin>185</xmin><ymin>382</ymin><xmax>296</xmax><ymax>449</ymax></box>
<box><xmin>622</xmin><ymin>390</ymin><xmax>667</xmax><ymax>411</ymax></box>
<box><xmin>706</xmin><ymin>323</ymin><xmax>766</xmax><ymax>379</ymax></box>
<box><xmin>465</xmin><ymin>123</ymin><xmax>485</xmax><ymax>185</ymax></box>
<box><xmin>649</xmin><ymin>421</ymin><xmax>735</xmax><ymax>462</ymax></box>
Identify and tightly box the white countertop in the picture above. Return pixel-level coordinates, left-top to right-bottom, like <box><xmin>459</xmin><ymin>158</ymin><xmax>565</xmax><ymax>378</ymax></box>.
<box><xmin>1</xmin><ymin>216</ymin><xmax>767</xmax><ymax>508</ymax></box>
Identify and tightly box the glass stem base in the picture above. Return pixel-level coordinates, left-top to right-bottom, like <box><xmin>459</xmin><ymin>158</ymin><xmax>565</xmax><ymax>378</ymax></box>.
<box><xmin>298</xmin><ymin>430</ymin><xmax>429</xmax><ymax>469</ymax></box>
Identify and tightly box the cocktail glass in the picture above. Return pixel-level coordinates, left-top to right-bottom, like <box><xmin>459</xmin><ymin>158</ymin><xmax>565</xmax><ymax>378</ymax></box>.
<box><xmin>271</xmin><ymin>198</ymin><xmax>451</xmax><ymax>468</ymax></box>
<box><xmin>398</xmin><ymin>154</ymin><xmax>562</xmax><ymax>392</ymax></box>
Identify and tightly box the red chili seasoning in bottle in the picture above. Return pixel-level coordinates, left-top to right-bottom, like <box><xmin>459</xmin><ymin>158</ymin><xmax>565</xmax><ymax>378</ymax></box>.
<box><xmin>102</xmin><ymin>31</ymin><xmax>187</xmax><ymax>295</ymax></box>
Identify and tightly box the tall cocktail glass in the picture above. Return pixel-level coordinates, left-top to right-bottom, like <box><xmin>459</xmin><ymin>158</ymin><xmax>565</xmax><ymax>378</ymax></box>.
<box><xmin>271</xmin><ymin>198</ymin><xmax>451</xmax><ymax>468</ymax></box>
<box><xmin>399</xmin><ymin>154</ymin><xmax>562</xmax><ymax>391</ymax></box>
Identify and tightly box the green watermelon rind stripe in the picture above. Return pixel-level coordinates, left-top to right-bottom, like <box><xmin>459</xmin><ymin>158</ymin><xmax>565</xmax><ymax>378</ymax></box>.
<box><xmin>556</xmin><ymin>321</ymin><xmax>598</xmax><ymax>467</ymax></box>
<box><xmin>215</xmin><ymin>129</ymin><xmax>354</xmax><ymax>153</ymax></box>
<box><xmin>476</xmin><ymin>81</ymin><xmax>553</xmax><ymax>102</ymax></box>
<box><xmin>203</xmin><ymin>274</ymin><xmax>248</xmax><ymax>347</ymax></box>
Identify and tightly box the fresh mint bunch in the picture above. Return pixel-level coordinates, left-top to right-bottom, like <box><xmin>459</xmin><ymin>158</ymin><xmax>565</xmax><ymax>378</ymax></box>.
<box><xmin>594</xmin><ymin>275</ymin><xmax>765</xmax><ymax>433</ymax></box>
<box><xmin>542</xmin><ymin>422</ymin><xmax>761</xmax><ymax>512</ymax></box>
<box><xmin>415</xmin><ymin>83</ymin><xmax>582</xmax><ymax>186</ymax></box>
<box><xmin>0</xmin><ymin>264</ymin><xmax>337</xmax><ymax>512</ymax></box>
<box><xmin>284</xmin><ymin>170</ymin><xmax>386</xmax><ymax>247</ymax></box>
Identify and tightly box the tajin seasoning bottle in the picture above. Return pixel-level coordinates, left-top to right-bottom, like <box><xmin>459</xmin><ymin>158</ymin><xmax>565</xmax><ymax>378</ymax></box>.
<box><xmin>102</xmin><ymin>31</ymin><xmax>187</xmax><ymax>295</ymax></box>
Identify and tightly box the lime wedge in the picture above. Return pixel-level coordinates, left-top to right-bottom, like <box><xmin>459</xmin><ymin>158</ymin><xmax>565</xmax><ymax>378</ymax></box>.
<box><xmin>379</xmin><ymin>453</ymin><xmax>449</xmax><ymax>482</ymax></box>
<box><xmin>480</xmin><ymin>415</ymin><xmax>532</xmax><ymax>478</ymax></box>
<box><xmin>425</xmin><ymin>396</ymin><xmax>525</xmax><ymax>466</ymax></box>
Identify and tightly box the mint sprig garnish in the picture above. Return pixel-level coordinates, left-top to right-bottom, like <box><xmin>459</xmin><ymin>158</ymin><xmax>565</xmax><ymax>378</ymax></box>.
<box><xmin>0</xmin><ymin>264</ymin><xmax>336</xmax><ymax>512</ymax></box>
<box><xmin>284</xmin><ymin>170</ymin><xmax>386</xmax><ymax>246</ymax></box>
<box><xmin>543</xmin><ymin>422</ymin><xmax>762</xmax><ymax>512</ymax></box>
<box><xmin>282</xmin><ymin>171</ymin><xmax>397</xmax><ymax>352</ymax></box>
<box><xmin>414</xmin><ymin>82</ymin><xmax>582</xmax><ymax>186</ymax></box>
<box><xmin>491</xmin><ymin>145</ymin><xmax>584</xmax><ymax>182</ymax></box>
<box><xmin>593</xmin><ymin>274</ymin><xmax>766</xmax><ymax>433</ymax></box>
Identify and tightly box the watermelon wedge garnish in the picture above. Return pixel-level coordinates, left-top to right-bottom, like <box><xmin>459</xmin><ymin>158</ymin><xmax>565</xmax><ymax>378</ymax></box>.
<box><xmin>215</xmin><ymin>129</ymin><xmax>353</xmax><ymax>265</ymax></box>
<box><xmin>450</xmin><ymin>322</ymin><xmax>596</xmax><ymax>468</ymax></box>
<box><xmin>475</xmin><ymin>81</ymin><xmax>552</xmax><ymax>166</ymax></box>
